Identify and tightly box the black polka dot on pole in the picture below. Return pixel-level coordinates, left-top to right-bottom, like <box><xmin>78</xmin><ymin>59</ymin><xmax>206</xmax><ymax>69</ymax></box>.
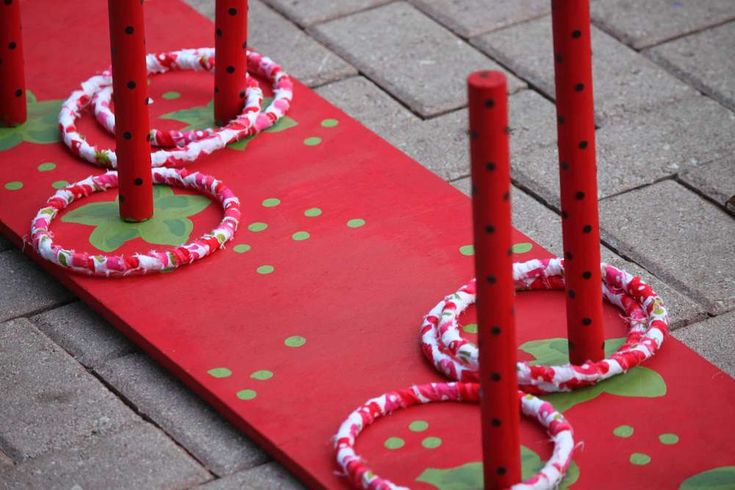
<box><xmin>576</xmin><ymin>191</ymin><xmax>585</xmax><ymax>199</ymax></box>
<box><xmin>583</xmin><ymin>225</ymin><xmax>592</xmax><ymax>233</ymax></box>
<box><xmin>134</xmin><ymin>178</ymin><xmax>143</xmax><ymax>186</ymax></box>
<box><xmin>568</xmin><ymin>289</ymin><xmax>576</xmax><ymax>299</ymax></box>
<box><xmin>216</xmin><ymin>28</ymin><xmax>223</xmax><ymax>37</ymax></box>
<box><xmin>561</xmin><ymin>210</ymin><xmax>569</xmax><ymax>219</ymax></box>
<box><xmin>226</xmin><ymin>65</ymin><xmax>235</xmax><ymax>74</ymax></box>
<box><xmin>485</xmin><ymin>99</ymin><xmax>495</xmax><ymax>108</ymax></box>
<box><xmin>572</xmin><ymin>30</ymin><xmax>582</xmax><ymax>38</ymax></box>
<box><xmin>485</xmin><ymin>225</ymin><xmax>495</xmax><ymax>233</ymax></box>
<box><xmin>582</xmin><ymin>318</ymin><xmax>592</xmax><ymax>325</ymax></box>
<box><xmin>575</xmin><ymin>83</ymin><xmax>584</xmax><ymax>91</ymax></box>
<box><xmin>491</xmin><ymin>418</ymin><xmax>501</xmax><ymax>427</ymax></box>
<box><xmin>239</xmin><ymin>90</ymin><xmax>246</xmax><ymax>99</ymax></box>
<box><xmin>4</xmin><ymin>0</ymin><xmax>13</xmax><ymax>5</ymax></box>
<box><xmin>125</xmin><ymin>26</ymin><xmax>134</xmax><ymax>34</ymax></box>
<box><xmin>497</xmin><ymin>467</ymin><xmax>507</xmax><ymax>476</ymax></box>
<box><xmin>565</xmin><ymin>251</ymin><xmax>573</xmax><ymax>260</ymax></box>
<box><xmin>8</xmin><ymin>41</ymin><xmax>16</xmax><ymax>49</ymax></box>
<box><xmin>123</xmin><ymin>131</ymin><xmax>132</xmax><ymax>140</ymax></box>
<box><xmin>14</xmin><ymin>89</ymin><xmax>22</xmax><ymax>97</ymax></box>
<box><xmin>491</xmin><ymin>373</ymin><xmax>501</xmax><ymax>381</ymax></box>
<box><xmin>228</xmin><ymin>7</ymin><xmax>237</xmax><ymax>15</ymax></box>
<box><xmin>487</xmin><ymin>275</ymin><xmax>497</xmax><ymax>284</ymax></box>
<box><xmin>557</xmin><ymin>116</ymin><xmax>565</xmax><ymax>125</ymax></box>
<box><xmin>502</xmin><ymin>191</ymin><xmax>510</xmax><ymax>201</ymax></box>
<box><xmin>560</xmin><ymin>161</ymin><xmax>570</xmax><ymax>170</ymax></box>
<box><xmin>555</xmin><ymin>53</ymin><xmax>563</xmax><ymax>63</ymax></box>
<box><xmin>491</xmin><ymin>326</ymin><xmax>501</xmax><ymax>335</ymax></box>
<box><xmin>486</xmin><ymin>162</ymin><xmax>496</xmax><ymax>171</ymax></box>
<box><xmin>582</xmin><ymin>271</ymin><xmax>592</xmax><ymax>279</ymax></box>
<box><xmin>242</xmin><ymin>41</ymin><xmax>247</xmax><ymax>49</ymax></box>
<box><xmin>468</xmin><ymin>129</ymin><xmax>479</xmax><ymax>140</ymax></box>
<box><xmin>127</xmin><ymin>81</ymin><xmax>136</xmax><ymax>89</ymax></box>
<box><xmin>579</xmin><ymin>140</ymin><xmax>588</xmax><ymax>149</ymax></box>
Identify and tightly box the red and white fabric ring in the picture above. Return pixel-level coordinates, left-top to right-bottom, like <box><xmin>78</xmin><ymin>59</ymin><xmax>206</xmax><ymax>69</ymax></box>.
<box><xmin>59</xmin><ymin>48</ymin><xmax>293</xmax><ymax>168</ymax></box>
<box><xmin>420</xmin><ymin>258</ymin><xmax>668</xmax><ymax>393</ymax></box>
<box><xmin>30</xmin><ymin>167</ymin><xmax>240</xmax><ymax>276</ymax></box>
<box><xmin>334</xmin><ymin>382</ymin><xmax>575</xmax><ymax>490</ymax></box>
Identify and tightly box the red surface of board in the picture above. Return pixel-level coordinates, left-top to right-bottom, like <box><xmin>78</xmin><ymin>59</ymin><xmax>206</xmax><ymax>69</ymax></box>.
<box><xmin>1</xmin><ymin>2</ymin><xmax>734</xmax><ymax>489</ymax></box>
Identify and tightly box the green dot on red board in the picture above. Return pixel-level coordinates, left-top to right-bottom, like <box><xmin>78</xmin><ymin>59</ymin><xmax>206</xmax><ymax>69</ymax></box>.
<box><xmin>248</xmin><ymin>222</ymin><xmax>268</xmax><ymax>232</ymax></box>
<box><xmin>37</xmin><ymin>162</ymin><xmax>56</xmax><ymax>172</ymax></box>
<box><xmin>659</xmin><ymin>433</ymin><xmax>679</xmax><ymax>445</ymax></box>
<box><xmin>304</xmin><ymin>208</ymin><xmax>322</xmax><ymax>217</ymax></box>
<box><xmin>459</xmin><ymin>244</ymin><xmax>474</xmax><ymax>256</ymax></box>
<box><xmin>262</xmin><ymin>198</ymin><xmax>280</xmax><ymax>208</ymax></box>
<box><xmin>207</xmin><ymin>367</ymin><xmax>232</xmax><ymax>378</ymax></box>
<box><xmin>409</xmin><ymin>420</ymin><xmax>429</xmax><ymax>432</ymax></box>
<box><xmin>162</xmin><ymin>91</ymin><xmax>181</xmax><ymax>100</ymax></box>
<box><xmin>304</xmin><ymin>137</ymin><xmax>321</xmax><ymax>146</ymax></box>
<box><xmin>462</xmin><ymin>323</ymin><xmax>478</xmax><ymax>334</ymax></box>
<box><xmin>292</xmin><ymin>231</ymin><xmax>310</xmax><ymax>241</ymax></box>
<box><xmin>321</xmin><ymin>118</ymin><xmax>339</xmax><ymax>128</ymax></box>
<box><xmin>613</xmin><ymin>425</ymin><xmax>634</xmax><ymax>438</ymax></box>
<box><xmin>52</xmin><ymin>180</ymin><xmax>69</xmax><ymax>189</ymax></box>
<box><xmin>347</xmin><ymin>218</ymin><xmax>365</xmax><ymax>228</ymax></box>
<box><xmin>233</xmin><ymin>244</ymin><xmax>251</xmax><ymax>253</ymax></box>
<box><xmin>256</xmin><ymin>265</ymin><xmax>274</xmax><ymax>275</ymax></box>
<box><xmin>384</xmin><ymin>437</ymin><xmax>404</xmax><ymax>450</ymax></box>
<box><xmin>4</xmin><ymin>181</ymin><xmax>23</xmax><ymax>191</ymax></box>
<box><xmin>629</xmin><ymin>453</ymin><xmax>651</xmax><ymax>465</ymax></box>
<box><xmin>512</xmin><ymin>242</ymin><xmax>533</xmax><ymax>254</ymax></box>
<box><xmin>284</xmin><ymin>336</ymin><xmax>306</xmax><ymax>348</ymax></box>
<box><xmin>250</xmin><ymin>370</ymin><xmax>273</xmax><ymax>380</ymax></box>
<box><xmin>422</xmin><ymin>437</ymin><xmax>442</xmax><ymax>449</ymax></box>
<box><xmin>236</xmin><ymin>389</ymin><xmax>257</xmax><ymax>400</ymax></box>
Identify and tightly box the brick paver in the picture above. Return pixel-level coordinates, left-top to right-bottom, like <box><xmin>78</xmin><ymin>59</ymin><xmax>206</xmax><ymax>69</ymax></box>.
<box><xmin>263</xmin><ymin>0</ymin><xmax>391</xmax><ymax>26</ymax></box>
<box><xmin>591</xmin><ymin>0</ymin><xmax>735</xmax><ymax>49</ymax></box>
<box><xmin>199</xmin><ymin>462</ymin><xmax>304</xmax><ymax>489</ymax></box>
<box><xmin>673</xmin><ymin>310</ymin><xmax>735</xmax><ymax>377</ymax></box>
<box><xmin>311</xmin><ymin>2</ymin><xmax>524</xmax><ymax>117</ymax></box>
<box><xmin>601</xmin><ymin>180</ymin><xmax>735</xmax><ymax>315</ymax></box>
<box><xmin>97</xmin><ymin>353</ymin><xmax>268</xmax><ymax>477</ymax></box>
<box><xmin>647</xmin><ymin>22</ymin><xmax>735</xmax><ymax>111</ymax></box>
<box><xmin>679</xmin><ymin>156</ymin><xmax>735</xmax><ymax>214</ymax></box>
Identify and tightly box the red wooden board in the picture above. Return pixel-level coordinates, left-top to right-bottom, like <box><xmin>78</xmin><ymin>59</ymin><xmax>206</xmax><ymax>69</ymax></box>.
<box><xmin>1</xmin><ymin>1</ymin><xmax>734</xmax><ymax>488</ymax></box>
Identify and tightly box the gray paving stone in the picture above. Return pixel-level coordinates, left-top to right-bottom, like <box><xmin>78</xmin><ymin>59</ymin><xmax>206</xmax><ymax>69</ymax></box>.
<box><xmin>97</xmin><ymin>353</ymin><xmax>267</xmax><ymax>477</ymax></box>
<box><xmin>591</xmin><ymin>0</ymin><xmax>735</xmax><ymax>49</ymax></box>
<box><xmin>263</xmin><ymin>0</ymin><xmax>392</xmax><ymax>26</ymax></box>
<box><xmin>673</xmin><ymin>311</ymin><xmax>735</xmax><ymax>377</ymax></box>
<box><xmin>601</xmin><ymin>180</ymin><xmax>735</xmax><ymax>315</ymax></box>
<box><xmin>315</xmin><ymin>76</ymin><xmax>418</xmax><ymax>147</ymax></box>
<box><xmin>679</xmin><ymin>156</ymin><xmax>735</xmax><ymax>214</ymax></box>
<box><xmin>184</xmin><ymin>0</ymin><xmax>356</xmax><ymax>87</ymax></box>
<box><xmin>0</xmin><ymin>318</ymin><xmax>138</xmax><ymax>461</ymax></box>
<box><xmin>472</xmin><ymin>16</ymin><xmax>693</xmax><ymax>123</ymax></box>
<box><xmin>0</xmin><ymin>422</ymin><xmax>211</xmax><ymax>489</ymax></box>
<box><xmin>199</xmin><ymin>462</ymin><xmax>305</xmax><ymax>490</ymax></box>
<box><xmin>30</xmin><ymin>302</ymin><xmax>136</xmax><ymax>370</ymax></box>
<box><xmin>311</xmin><ymin>2</ymin><xmax>524</xmax><ymax>117</ymax></box>
<box><xmin>0</xmin><ymin>250</ymin><xmax>74</xmax><ymax>323</ymax></box>
<box><xmin>647</xmin><ymin>22</ymin><xmax>735</xmax><ymax>111</ymax></box>
<box><xmin>513</xmin><ymin>94</ymin><xmax>735</xmax><ymax>207</ymax></box>
<box><xmin>410</xmin><ymin>0</ymin><xmax>549</xmax><ymax>38</ymax></box>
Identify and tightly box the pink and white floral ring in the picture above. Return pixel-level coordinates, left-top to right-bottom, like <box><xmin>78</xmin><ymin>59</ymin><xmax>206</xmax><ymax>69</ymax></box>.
<box><xmin>30</xmin><ymin>167</ymin><xmax>240</xmax><ymax>277</ymax></box>
<box><xmin>420</xmin><ymin>258</ymin><xmax>668</xmax><ymax>394</ymax></box>
<box><xmin>335</xmin><ymin>382</ymin><xmax>575</xmax><ymax>490</ymax></box>
<box><xmin>60</xmin><ymin>47</ymin><xmax>293</xmax><ymax>168</ymax></box>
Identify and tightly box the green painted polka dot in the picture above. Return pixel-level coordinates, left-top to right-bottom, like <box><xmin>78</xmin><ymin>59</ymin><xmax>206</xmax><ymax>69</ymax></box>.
<box><xmin>459</xmin><ymin>244</ymin><xmax>474</xmax><ymax>256</ymax></box>
<box><xmin>250</xmin><ymin>370</ymin><xmax>274</xmax><ymax>381</ymax></box>
<box><xmin>284</xmin><ymin>336</ymin><xmax>306</xmax><ymax>348</ymax></box>
<box><xmin>37</xmin><ymin>162</ymin><xmax>56</xmax><ymax>172</ymax></box>
<box><xmin>347</xmin><ymin>218</ymin><xmax>366</xmax><ymax>228</ymax></box>
<box><xmin>162</xmin><ymin>91</ymin><xmax>181</xmax><ymax>100</ymax></box>
<box><xmin>236</xmin><ymin>389</ymin><xmax>257</xmax><ymax>400</ymax></box>
<box><xmin>422</xmin><ymin>437</ymin><xmax>443</xmax><ymax>449</ymax></box>
<box><xmin>256</xmin><ymin>265</ymin><xmax>274</xmax><ymax>275</ymax></box>
<box><xmin>384</xmin><ymin>437</ymin><xmax>405</xmax><ymax>450</ymax></box>
<box><xmin>658</xmin><ymin>433</ymin><xmax>679</xmax><ymax>445</ymax></box>
<box><xmin>52</xmin><ymin>180</ymin><xmax>69</xmax><ymax>189</ymax></box>
<box><xmin>409</xmin><ymin>420</ymin><xmax>429</xmax><ymax>432</ymax></box>
<box><xmin>304</xmin><ymin>207</ymin><xmax>322</xmax><ymax>217</ymax></box>
<box><xmin>304</xmin><ymin>137</ymin><xmax>322</xmax><ymax>146</ymax></box>
<box><xmin>462</xmin><ymin>323</ymin><xmax>478</xmax><ymax>334</ymax></box>
<box><xmin>613</xmin><ymin>425</ymin><xmax>634</xmax><ymax>438</ymax></box>
<box><xmin>512</xmin><ymin>242</ymin><xmax>533</xmax><ymax>254</ymax></box>
<box><xmin>321</xmin><ymin>118</ymin><xmax>339</xmax><ymax>128</ymax></box>
<box><xmin>4</xmin><ymin>181</ymin><xmax>23</xmax><ymax>191</ymax></box>
<box><xmin>248</xmin><ymin>222</ymin><xmax>268</xmax><ymax>232</ymax></box>
<box><xmin>262</xmin><ymin>198</ymin><xmax>280</xmax><ymax>208</ymax></box>
<box><xmin>233</xmin><ymin>244</ymin><xmax>251</xmax><ymax>253</ymax></box>
<box><xmin>207</xmin><ymin>368</ymin><xmax>232</xmax><ymax>378</ymax></box>
<box><xmin>292</xmin><ymin>231</ymin><xmax>310</xmax><ymax>241</ymax></box>
<box><xmin>629</xmin><ymin>453</ymin><xmax>651</xmax><ymax>465</ymax></box>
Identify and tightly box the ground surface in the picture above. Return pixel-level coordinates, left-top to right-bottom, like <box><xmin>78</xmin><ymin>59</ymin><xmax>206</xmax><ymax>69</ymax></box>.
<box><xmin>1</xmin><ymin>1</ymin><xmax>733</xmax><ymax>488</ymax></box>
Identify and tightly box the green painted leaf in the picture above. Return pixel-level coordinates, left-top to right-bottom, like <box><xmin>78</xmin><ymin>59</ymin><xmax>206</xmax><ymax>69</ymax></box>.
<box><xmin>0</xmin><ymin>91</ymin><xmax>63</xmax><ymax>151</ymax></box>
<box><xmin>680</xmin><ymin>466</ymin><xmax>735</xmax><ymax>489</ymax></box>
<box><xmin>601</xmin><ymin>366</ymin><xmax>666</xmax><ymax>398</ymax></box>
<box><xmin>160</xmin><ymin>99</ymin><xmax>215</xmax><ymax>131</ymax></box>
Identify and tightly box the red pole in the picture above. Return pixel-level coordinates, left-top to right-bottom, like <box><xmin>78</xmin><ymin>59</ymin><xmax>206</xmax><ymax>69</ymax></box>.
<box><xmin>107</xmin><ymin>0</ymin><xmax>153</xmax><ymax>222</ymax></box>
<box><xmin>214</xmin><ymin>0</ymin><xmax>248</xmax><ymax>126</ymax></box>
<box><xmin>551</xmin><ymin>0</ymin><xmax>605</xmax><ymax>364</ymax></box>
<box><xmin>468</xmin><ymin>70</ymin><xmax>521</xmax><ymax>489</ymax></box>
<box><xmin>0</xmin><ymin>0</ymin><xmax>27</xmax><ymax>126</ymax></box>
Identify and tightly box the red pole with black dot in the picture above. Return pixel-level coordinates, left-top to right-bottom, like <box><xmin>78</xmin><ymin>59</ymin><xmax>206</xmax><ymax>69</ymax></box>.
<box><xmin>0</xmin><ymin>0</ymin><xmax>27</xmax><ymax>126</ymax></box>
<box><xmin>214</xmin><ymin>0</ymin><xmax>248</xmax><ymax>126</ymax></box>
<box><xmin>468</xmin><ymin>70</ymin><xmax>521</xmax><ymax>489</ymax></box>
<box><xmin>107</xmin><ymin>0</ymin><xmax>153</xmax><ymax>222</ymax></box>
<box><xmin>550</xmin><ymin>0</ymin><xmax>605</xmax><ymax>364</ymax></box>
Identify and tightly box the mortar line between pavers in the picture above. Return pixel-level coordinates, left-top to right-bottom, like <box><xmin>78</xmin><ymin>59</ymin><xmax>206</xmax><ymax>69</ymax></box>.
<box><xmin>267</xmin><ymin>0</ymin><xmax>400</xmax><ymax>29</ymax></box>
<box><xmin>675</xmin><ymin>174</ymin><xmax>735</xmax><ymax>217</ymax></box>
<box><xmin>1</xmin><ymin>298</ymin><xmax>78</xmax><ymax>326</ymax></box>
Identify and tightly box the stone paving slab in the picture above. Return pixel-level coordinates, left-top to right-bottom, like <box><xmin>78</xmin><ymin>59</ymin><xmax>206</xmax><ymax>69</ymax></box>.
<box><xmin>0</xmin><ymin>318</ymin><xmax>138</xmax><ymax>461</ymax></box>
<box><xmin>310</xmin><ymin>2</ymin><xmax>524</xmax><ymax>118</ymax></box>
<box><xmin>679</xmin><ymin>156</ymin><xmax>735</xmax><ymax>214</ymax></box>
<box><xmin>472</xmin><ymin>15</ymin><xmax>693</xmax><ymax>123</ymax></box>
<box><xmin>30</xmin><ymin>302</ymin><xmax>136</xmax><ymax>370</ymax></box>
<box><xmin>184</xmin><ymin>0</ymin><xmax>356</xmax><ymax>87</ymax></box>
<box><xmin>673</xmin><ymin>311</ymin><xmax>735</xmax><ymax>377</ymax></box>
<box><xmin>647</xmin><ymin>22</ymin><xmax>735</xmax><ymax>112</ymax></box>
<box><xmin>199</xmin><ymin>462</ymin><xmax>304</xmax><ymax>490</ymax></box>
<box><xmin>600</xmin><ymin>180</ymin><xmax>735</xmax><ymax>315</ymax></box>
<box><xmin>513</xmin><ymin>94</ymin><xmax>735</xmax><ymax>207</ymax></box>
<box><xmin>452</xmin><ymin>179</ymin><xmax>706</xmax><ymax>329</ymax></box>
<box><xmin>97</xmin><ymin>353</ymin><xmax>268</xmax><ymax>477</ymax></box>
<box><xmin>410</xmin><ymin>0</ymin><xmax>549</xmax><ymax>38</ymax></box>
<box><xmin>263</xmin><ymin>0</ymin><xmax>392</xmax><ymax>27</ymax></box>
<box><xmin>591</xmin><ymin>0</ymin><xmax>735</xmax><ymax>49</ymax></box>
<box><xmin>0</xmin><ymin>250</ymin><xmax>74</xmax><ymax>323</ymax></box>
<box><xmin>0</xmin><ymin>422</ymin><xmax>212</xmax><ymax>489</ymax></box>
